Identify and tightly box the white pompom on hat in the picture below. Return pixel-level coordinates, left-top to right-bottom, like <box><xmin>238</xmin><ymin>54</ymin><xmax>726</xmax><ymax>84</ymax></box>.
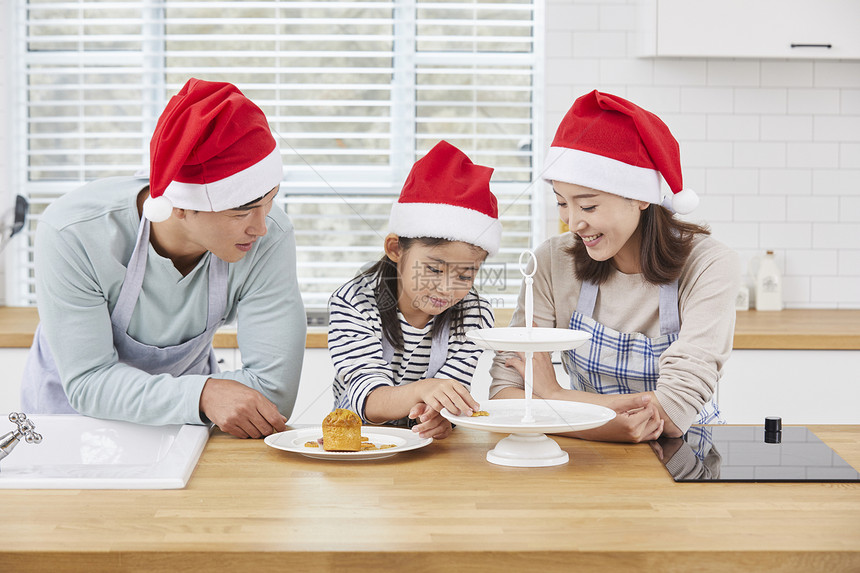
<box><xmin>388</xmin><ymin>141</ymin><xmax>501</xmax><ymax>257</ymax></box>
<box><xmin>542</xmin><ymin>90</ymin><xmax>699</xmax><ymax>214</ymax></box>
<box><xmin>143</xmin><ymin>78</ymin><xmax>283</xmax><ymax>222</ymax></box>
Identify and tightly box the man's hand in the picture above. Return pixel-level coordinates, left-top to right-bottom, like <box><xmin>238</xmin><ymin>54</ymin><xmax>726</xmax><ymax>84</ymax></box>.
<box><xmin>199</xmin><ymin>378</ymin><xmax>287</xmax><ymax>438</ymax></box>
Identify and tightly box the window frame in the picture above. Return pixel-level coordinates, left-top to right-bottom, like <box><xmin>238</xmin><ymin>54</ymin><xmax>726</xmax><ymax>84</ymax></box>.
<box><xmin>4</xmin><ymin>0</ymin><xmax>545</xmax><ymax>311</ymax></box>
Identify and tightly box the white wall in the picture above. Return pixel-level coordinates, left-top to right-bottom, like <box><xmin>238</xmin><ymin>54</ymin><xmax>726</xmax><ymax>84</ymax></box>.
<box><xmin>543</xmin><ymin>0</ymin><xmax>860</xmax><ymax>309</ymax></box>
<box><xmin>0</xmin><ymin>1</ymin><xmax>12</xmax><ymax>304</ymax></box>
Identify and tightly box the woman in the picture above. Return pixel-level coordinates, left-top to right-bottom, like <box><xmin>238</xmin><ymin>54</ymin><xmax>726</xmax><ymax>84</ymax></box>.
<box><xmin>489</xmin><ymin>90</ymin><xmax>739</xmax><ymax>443</ymax></box>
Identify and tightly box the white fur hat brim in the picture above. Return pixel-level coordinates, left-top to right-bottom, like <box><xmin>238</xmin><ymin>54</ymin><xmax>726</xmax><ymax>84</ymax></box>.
<box><xmin>389</xmin><ymin>202</ymin><xmax>502</xmax><ymax>257</ymax></box>
<box><xmin>542</xmin><ymin>147</ymin><xmax>662</xmax><ymax>204</ymax></box>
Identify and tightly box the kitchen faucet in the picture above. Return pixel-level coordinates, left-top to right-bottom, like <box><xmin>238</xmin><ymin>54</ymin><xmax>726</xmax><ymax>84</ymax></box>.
<box><xmin>0</xmin><ymin>412</ymin><xmax>42</xmax><ymax>467</ymax></box>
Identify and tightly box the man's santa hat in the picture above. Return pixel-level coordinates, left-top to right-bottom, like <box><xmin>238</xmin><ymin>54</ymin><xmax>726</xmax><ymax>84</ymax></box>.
<box><xmin>143</xmin><ymin>78</ymin><xmax>283</xmax><ymax>222</ymax></box>
<box><xmin>542</xmin><ymin>90</ymin><xmax>698</xmax><ymax>214</ymax></box>
<box><xmin>388</xmin><ymin>140</ymin><xmax>501</xmax><ymax>257</ymax></box>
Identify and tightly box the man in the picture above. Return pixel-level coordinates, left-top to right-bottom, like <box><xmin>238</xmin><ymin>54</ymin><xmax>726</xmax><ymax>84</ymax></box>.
<box><xmin>21</xmin><ymin>78</ymin><xmax>306</xmax><ymax>438</ymax></box>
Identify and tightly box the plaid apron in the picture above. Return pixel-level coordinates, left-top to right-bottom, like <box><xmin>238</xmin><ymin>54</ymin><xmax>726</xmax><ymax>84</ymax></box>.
<box><xmin>561</xmin><ymin>278</ymin><xmax>721</xmax><ymax>424</ymax></box>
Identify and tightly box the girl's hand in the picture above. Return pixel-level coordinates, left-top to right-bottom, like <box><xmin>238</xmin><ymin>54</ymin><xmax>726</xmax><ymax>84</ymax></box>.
<box><xmin>503</xmin><ymin>351</ymin><xmax>563</xmax><ymax>400</ymax></box>
<box><xmin>408</xmin><ymin>403</ymin><xmax>454</xmax><ymax>439</ymax></box>
<box><xmin>413</xmin><ymin>378</ymin><xmax>480</xmax><ymax>416</ymax></box>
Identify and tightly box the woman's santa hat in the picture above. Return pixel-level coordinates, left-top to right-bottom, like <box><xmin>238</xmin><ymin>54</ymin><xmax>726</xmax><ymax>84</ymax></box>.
<box><xmin>388</xmin><ymin>140</ymin><xmax>501</xmax><ymax>257</ymax></box>
<box><xmin>542</xmin><ymin>90</ymin><xmax>699</xmax><ymax>215</ymax></box>
<box><xmin>143</xmin><ymin>78</ymin><xmax>283</xmax><ymax>222</ymax></box>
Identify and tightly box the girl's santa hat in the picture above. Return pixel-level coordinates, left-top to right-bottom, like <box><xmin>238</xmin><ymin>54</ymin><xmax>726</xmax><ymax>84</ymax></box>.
<box><xmin>542</xmin><ymin>90</ymin><xmax>699</xmax><ymax>214</ymax></box>
<box><xmin>143</xmin><ymin>78</ymin><xmax>283</xmax><ymax>222</ymax></box>
<box><xmin>388</xmin><ymin>141</ymin><xmax>501</xmax><ymax>257</ymax></box>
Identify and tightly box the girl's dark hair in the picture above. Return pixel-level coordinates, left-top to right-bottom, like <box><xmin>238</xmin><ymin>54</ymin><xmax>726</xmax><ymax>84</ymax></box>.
<box><xmin>362</xmin><ymin>237</ymin><xmax>481</xmax><ymax>352</ymax></box>
<box><xmin>565</xmin><ymin>204</ymin><xmax>710</xmax><ymax>285</ymax></box>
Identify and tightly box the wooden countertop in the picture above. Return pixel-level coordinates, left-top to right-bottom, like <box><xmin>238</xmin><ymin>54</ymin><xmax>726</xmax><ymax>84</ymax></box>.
<box><xmin>2</xmin><ymin>425</ymin><xmax>859</xmax><ymax>572</ymax></box>
<box><xmin>1</xmin><ymin>306</ymin><xmax>858</xmax><ymax>350</ymax></box>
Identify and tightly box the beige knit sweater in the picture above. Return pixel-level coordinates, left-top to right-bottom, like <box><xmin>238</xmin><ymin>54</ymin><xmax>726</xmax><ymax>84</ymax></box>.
<box><xmin>489</xmin><ymin>233</ymin><xmax>740</xmax><ymax>433</ymax></box>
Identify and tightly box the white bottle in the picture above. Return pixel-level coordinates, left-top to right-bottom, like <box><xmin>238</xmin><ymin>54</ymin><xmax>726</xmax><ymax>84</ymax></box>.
<box><xmin>754</xmin><ymin>250</ymin><xmax>783</xmax><ymax>311</ymax></box>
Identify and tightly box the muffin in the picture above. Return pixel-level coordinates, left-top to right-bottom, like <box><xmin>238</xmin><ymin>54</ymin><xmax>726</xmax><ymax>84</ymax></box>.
<box><xmin>322</xmin><ymin>408</ymin><xmax>362</xmax><ymax>451</ymax></box>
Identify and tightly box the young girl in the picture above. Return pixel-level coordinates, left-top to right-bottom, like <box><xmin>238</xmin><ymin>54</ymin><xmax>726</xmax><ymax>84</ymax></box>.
<box><xmin>490</xmin><ymin>90</ymin><xmax>740</xmax><ymax>443</ymax></box>
<box><xmin>328</xmin><ymin>141</ymin><xmax>498</xmax><ymax>439</ymax></box>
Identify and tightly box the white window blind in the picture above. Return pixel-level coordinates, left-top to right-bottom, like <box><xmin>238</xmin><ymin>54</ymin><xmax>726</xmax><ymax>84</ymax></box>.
<box><xmin>13</xmin><ymin>0</ymin><xmax>541</xmax><ymax>312</ymax></box>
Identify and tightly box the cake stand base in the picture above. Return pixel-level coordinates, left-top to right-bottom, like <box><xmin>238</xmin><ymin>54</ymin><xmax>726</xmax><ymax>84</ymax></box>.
<box><xmin>485</xmin><ymin>433</ymin><xmax>569</xmax><ymax>467</ymax></box>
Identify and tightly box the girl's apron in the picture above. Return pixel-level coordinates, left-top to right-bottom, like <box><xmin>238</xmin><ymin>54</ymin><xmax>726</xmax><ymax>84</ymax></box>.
<box><xmin>21</xmin><ymin>216</ymin><xmax>228</xmax><ymax>414</ymax></box>
<box><xmin>335</xmin><ymin>319</ymin><xmax>450</xmax><ymax>421</ymax></box>
<box><xmin>560</xmin><ymin>279</ymin><xmax>721</xmax><ymax>425</ymax></box>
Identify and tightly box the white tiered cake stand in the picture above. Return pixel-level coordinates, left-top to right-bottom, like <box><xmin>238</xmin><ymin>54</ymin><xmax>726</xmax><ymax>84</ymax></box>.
<box><xmin>442</xmin><ymin>250</ymin><xmax>615</xmax><ymax>467</ymax></box>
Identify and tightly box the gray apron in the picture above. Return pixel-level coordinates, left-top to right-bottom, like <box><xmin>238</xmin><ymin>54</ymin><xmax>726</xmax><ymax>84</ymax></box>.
<box><xmin>381</xmin><ymin>319</ymin><xmax>449</xmax><ymax>380</ymax></box>
<box><xmin>21</xmin><ymin>216</ymin><xmax>228</xmax><ymax>414</ymax></box>
<box><xmin>334</xmin><ymin>319</ymin><xmax>450</xmax><ymax>423</ymax></box>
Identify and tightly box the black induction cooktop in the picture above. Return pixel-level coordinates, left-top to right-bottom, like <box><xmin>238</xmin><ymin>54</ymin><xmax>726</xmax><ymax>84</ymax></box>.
<box><xmin>652</xmin><ymin>424</ymin><xmax>860</xmax><ymax>482</ymax></box>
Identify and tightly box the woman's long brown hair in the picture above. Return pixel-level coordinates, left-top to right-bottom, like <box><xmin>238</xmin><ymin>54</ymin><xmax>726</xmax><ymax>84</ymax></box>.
<box><xmin>565</xmin><ymin>204</ymin><xmax>710</xmax><ymax>285</ymax></box>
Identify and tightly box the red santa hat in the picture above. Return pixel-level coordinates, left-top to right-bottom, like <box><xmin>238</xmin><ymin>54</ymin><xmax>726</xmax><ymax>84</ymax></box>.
<box><xmin>143</xmin><ymin>78</ymin><xmax>283</xmax><ymax>222</ymax></box>
<box><xmin>542</xmin><ymin>90</ymin><xmax>698</xmax><ymax>214</ymax></box>
<box><xmin>388</xmin><ymin>140</ymin><xmax>501</xmax><ymax>257</ymax></box>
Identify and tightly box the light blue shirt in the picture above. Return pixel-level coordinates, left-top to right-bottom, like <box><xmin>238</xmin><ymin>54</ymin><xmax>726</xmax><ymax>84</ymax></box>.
<box><xmin>34</xmin><ymin>176</ymin><xmax>306</xmax><ymax>425</ymax></box>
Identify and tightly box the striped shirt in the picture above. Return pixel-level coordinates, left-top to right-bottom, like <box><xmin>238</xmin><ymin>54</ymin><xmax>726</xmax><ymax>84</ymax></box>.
<box><xmin>329</xmin><ymin>272</ymin><xmax>494</xmax><ymax>421</ymax></box>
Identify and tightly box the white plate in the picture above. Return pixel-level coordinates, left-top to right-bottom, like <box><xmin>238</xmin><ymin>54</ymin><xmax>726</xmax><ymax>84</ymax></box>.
<box><xmin>442</xmin><ymin>399</ymin><xmax>615</xmax><ymax>434</ymax></box>
<box><xmin>466</xmin><ymin>327</ymin><xmax>591</xmax><ymax>352</ymax></box>
<box><xmin>264</xmin><ymin>426</ymin><xmax>432</xmax><ymax>461</ymax></box>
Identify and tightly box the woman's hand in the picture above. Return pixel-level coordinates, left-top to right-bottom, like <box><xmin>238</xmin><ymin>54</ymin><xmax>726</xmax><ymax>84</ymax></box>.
<box><xmin>408</xmin><ymin>403</ymin><xmax>454</xmax><ymax>439</ymax></box>
<box><xmin>503</xmin><ymin>351</ymin><xmax>564</xmax><ymax>400</ymax></box>
<box><xmin>568</xmin><ymin>394</ymin><xmax>664</xmax><ymax>443</ymax></box>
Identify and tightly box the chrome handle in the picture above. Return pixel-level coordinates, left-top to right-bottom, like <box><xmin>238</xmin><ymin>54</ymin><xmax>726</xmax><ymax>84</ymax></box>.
<box><xmin>9</xmin><ymin>412</ymin><xmax>42</xmax><ymax>444</ymax></box>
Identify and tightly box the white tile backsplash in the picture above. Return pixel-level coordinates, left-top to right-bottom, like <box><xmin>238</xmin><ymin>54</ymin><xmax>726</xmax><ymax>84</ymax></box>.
<box><xmin>842</xmin><ymin>90</ymin><xmax>860</xmax><ymax>114</ymax></box>
<box><xmin>786</xmin><ymin>143</ymin><xmax>840</xmax><ymax>168</ymax></box>
<box><xmin>759</xmin><ymin>169</ymin><xmax>812</xmax><ymax>195</ymax></box>
<box><xmin>761</xmin><ymin>62</ymin><xmax>814</xmax><ymax>88</ymax></box>
<box><xmin>681</xmin><ymin>141</ymin><xmax>733</xmax><ymax>168</ymax></box>
<box><xmin>707</xmin><ymin>61</ymin><xmax>760</xmax><ymax>87</ymax></box>
<box><xmin>783</xmin><ymin>250</ymin><xmax>839</xmax><ymax>276</ymax></box>
<box><xmin>733</xmin><ymin>142</ymin><xmax>787</xmax><ymax>168</ymax></box>
<box><xmin>680</xmin><ymin>87</ymin><xmax>734</xmax><ymax>113</ymax></box>
<box><xmin>788</xmin><ymin>89</ymin><xmax>840</xmax><ymax>114</ymax></box>
<box><xmin>815</xmin><ymin>62</ymin><xmax>860</xmax><ymax>88</ymax></box>
<box><xmin>654</xmin><ymin>59</ymin><xmax>707</xmax><ymax>86</ymax></box>
<box><xmin>706</xmin><ymin>114</ymin><xmax>760</xmax><ymax>141</ymax></box>
<box><xmin>734</xmin><ymin>88</ymin><xmax>788</xmax><ymax>114</ymax></box>
<box><xmin>840</xmin><ymin>144</ymin><xmax>860</xmax><ymax>168</ymax></box>
<box><xmin>706</xmin><ymin>168</ymin><xmax>759</xmax><ymax>196</ymax></box>
<box><xmin>759</xmin><ymin>223</ymin><xmax>813</xmax><ymax>249</ymax></box>
<box><xmin>761</xmin><ymin>116</ymin><xmax>813</xmax><ymax>142</ymax></box>
<box><xmin>786</xmin><ymin>196</ymin><xmax>840</xmax><ymax>222</ymax></box>
<box><xmin>840</xmin><ymin>195</ymin><xmax>860</xmax><ymax>222</ymax></box>
<box><xmin>815</xmin><ymin>115</ymin><xmax>860</xmax><ymax>142</ymax></box>
<box><xmin>813</xmin><ymin>169</ymin><xmax>860</xmax><ymax>196</ymax></box>
<box><xmin>838</xmin><ymin>250</ymin><xmax>860</xmax><ymax>275</ymax></box>
<box><xmin>812</xmin><ymin>223</ymin><xmax>860</xmax><ymax>248</ymax></box>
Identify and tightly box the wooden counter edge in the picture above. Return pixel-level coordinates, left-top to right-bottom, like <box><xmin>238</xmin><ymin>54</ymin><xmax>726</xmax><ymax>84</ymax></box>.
<box><xmin>2</xmin><ymin>307</ymin><xmax>859</xmax><ymax>351</ymax></box>
<box><xmin>4</xmin><ymin>549</ymin><xmax>859</xmax><ymax>573</ymax></box>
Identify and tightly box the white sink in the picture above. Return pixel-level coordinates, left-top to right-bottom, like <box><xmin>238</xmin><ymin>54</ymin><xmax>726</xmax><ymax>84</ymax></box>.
<box><xmin>0</xmin><ymin>415</ymin><xmax>210</xmax><ymax>489</ymax></box>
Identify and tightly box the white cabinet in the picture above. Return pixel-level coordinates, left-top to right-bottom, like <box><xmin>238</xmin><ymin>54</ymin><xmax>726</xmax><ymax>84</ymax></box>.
<box><xmin>639</xmin><ymin>0</ymin><xmax>860</xmax><ymax>60</ymax></box>
<box><xmin>718</xmin><ymin>350</ymin><xmax>860</xmax><ymax>424</ymax></box>
<box><xmin>0</xmin><ymin>349</ymin><xmax>29</xmax><ymax>413</ymax></box>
